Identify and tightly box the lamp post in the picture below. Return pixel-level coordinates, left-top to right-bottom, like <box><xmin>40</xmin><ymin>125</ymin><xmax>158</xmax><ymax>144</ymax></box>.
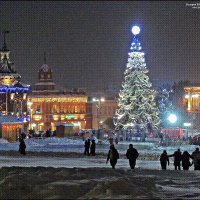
<box><xmin>27</xmin><ymin>101</ymin><xmax>33</xmax><ymax>130</ymax></box>
<box><xmin>92</xmin><ymin>97</ymin><xmax>105</xmax><ymax>129</ymax></box>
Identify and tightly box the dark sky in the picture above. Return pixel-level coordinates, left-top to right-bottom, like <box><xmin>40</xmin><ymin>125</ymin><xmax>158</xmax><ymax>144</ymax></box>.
<box><xmin>0</xmin><ymin>1</ymin><xmax>200</xmax><ymax>94</ymax></box>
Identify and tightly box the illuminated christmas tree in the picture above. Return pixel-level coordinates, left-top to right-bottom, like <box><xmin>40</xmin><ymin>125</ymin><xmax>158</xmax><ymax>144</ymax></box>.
<box><xmin>114</xmin><ymin>26</ymin><xmax>160</xmax><ymax>134</ymax></box>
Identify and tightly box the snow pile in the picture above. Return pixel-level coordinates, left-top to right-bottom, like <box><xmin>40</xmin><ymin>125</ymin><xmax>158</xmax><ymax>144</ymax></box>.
<box><xmin>0</xmin><ymin>139</ymin><xmax>9</xmax><ymax>144</ymax></box>
<box><xmin>0</xmin><ymin>167</ymin><xmax>199</xmax><ymax>199</ymax></box>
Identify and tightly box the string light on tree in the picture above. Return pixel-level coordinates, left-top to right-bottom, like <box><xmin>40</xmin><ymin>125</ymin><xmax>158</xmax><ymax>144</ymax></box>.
<box><xmin>114</xmin><ymin>24</ymin><xmax>160</xmax><ymax>135</ymax></box>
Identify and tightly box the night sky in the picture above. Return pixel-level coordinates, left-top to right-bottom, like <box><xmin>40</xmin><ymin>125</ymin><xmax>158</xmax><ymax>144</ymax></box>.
<box><xmin>0</xmin><ymin>1</ymin><xmax>200</xmax><ymax>94</ymax></box>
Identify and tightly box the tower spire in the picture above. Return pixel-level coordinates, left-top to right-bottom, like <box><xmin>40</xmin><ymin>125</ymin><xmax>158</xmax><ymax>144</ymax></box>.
<box><xmin>44</xmin><ymin>52</ymin><xmax>46</xmax><ymax>64</ymax></box>
<box><xmin>2</xmin><ymin>30</ymin><xmax>10</xmax><ymax>51</ymax></box>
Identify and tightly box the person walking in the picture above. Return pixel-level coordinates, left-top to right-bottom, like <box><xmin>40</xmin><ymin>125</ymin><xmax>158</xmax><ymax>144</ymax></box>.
<box><xmin>160</xmin><ymin>150</ymin><xmax>169</xmax><ymax>170</ymax></box>
<box><xmin>106</xmin><ymin>144</ymin><xmax>119</xmax><ymax>169</ymax></box>
<box><xmin>126</xmin><ymin>144</ymin><xmax>139</xmax><ymax>169</ymax></box>
<box><xmin>191</xmin><ymin>147</ymin><xmax>200</xmax><ymax>170</ymax></box>
<box><xmin>168</xmin><ymin>148</ymin><xmax>182</xmax><ymax>170</ymax></box>
<box><xmin>84</xmin><ymin>139</ymin><xmax>88</xmax><ymax>155</ymax></box>
<box><xmin>181</xmin><ymin>151</ymin><xmax>192</xmax><ymax>170</ymax></box>
<box><xmin>84</xmin><ymin>139</ymin><xmax>90</xmax><ymax>156</ymax></box>
<box><xmin>19</xmin><ymin>138</ymin><xmax>26</xmax><ymax>155</ymax></box>
<box><xmin>90</xmin><ymin>139</ymin><xmax>96</xmax><ymax>156</ymax></box>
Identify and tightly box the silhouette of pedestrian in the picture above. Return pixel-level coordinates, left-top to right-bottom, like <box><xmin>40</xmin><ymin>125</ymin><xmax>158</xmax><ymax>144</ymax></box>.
<box><xmin>84</xmin><ymin>139</ymin><xmax>87</xmax><ymax>155</ymax></box>
<box><xmin>181</xmin><ymin>151</ymin><xmax>192</xmax><ymax>170</ymax></box>
<box><xmin>160</xmin><ymin>150</ymin><xmax>169</xmax><ymax>170</ymax></box>
<box><xmin>90</xmin><ymin>139</ymin><xmax>96</xmax><ymax>156</ymax></box>
<box><xmin>19</xmin><ymin>138</ymin><xmax>26</xmax><ymax>155</ymax></box>
<box><xmin>191</xmin><ymin>147</ymin><xmax>200</xmax><ymax>170</ymax></box>
<box><xmin>168</xmin><ymin>148</ymin><xmax>182</xmax><ymax>170</ymax></box>
<box><xmin>84</xmin><ymin>139</ymin><xmax>90</xmax><ymax>156</ymax></box>
<box><xmin>126</xmin><ymin>144</ymin><xmax>139</xmax><ymax>169</ymax></box>
<box><xmin>106</xmin><ymin>144</ymin><xmax>119</xmax><ymax>169</ymax></box>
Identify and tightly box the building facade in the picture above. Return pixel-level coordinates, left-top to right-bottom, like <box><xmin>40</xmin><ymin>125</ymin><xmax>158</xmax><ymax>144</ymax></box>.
<box><xmin>184</xmin><ymin>85</ymin><xmax>200</xmax><ymax>113</ymax></box>
<box><xmin>0</xmin><ymin>31</ymin><xmax>30</xmax><ymax>117</ymax></box>
<box><xmin>27</xmin><ymin>59</ymin><xmax>89</xmax><ymax>132</ymax></box>
<box><xmin>87</xmin><ymin>98</ymin><xmax>118</xmax><ymax>129</ymax></box>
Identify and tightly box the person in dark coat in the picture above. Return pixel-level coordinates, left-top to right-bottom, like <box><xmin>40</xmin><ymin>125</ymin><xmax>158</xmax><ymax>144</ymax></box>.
<box><xmin>191</xmin><ymin>147</ymin><xmax>200</xmax><ymax>170</ymax></box>
<box><xmin>160</xmin><ymin>150</ymin><xmax>169</xmax><ymax>170</ymax></box>
<box><xmin>84</xmin><ymin>139</ymin><xmax>88</xmax><ymax>155</ymax></box>
<box><xmin>181</xmin><ymin>151</ymin><xmax>192</xmax><ymax>170</ymax></box>
<box><xmin>84</xmin><ymin>139</ymin><xmax>90</xmax><ymax>156</ymax></box>
<box><xmin>126</xmin><ymin>144</ymin><xmax>139</xmax><ymax>169</ymax></box>
<box><xmin>168</xmin><ymin>148</ymin><xmax>182</xmax><ymax>170</ymax></box>
<box><xmin>19</xmin><ymin>138</ymin><xmax>26</xmax><ymax>155</ymax></box>
<box><xmin>90</xmin><ymin>139</ymin><xmax>96</xmax><ymax>156</ymax></box>
<box><xmin>106</xmin><ymin>144</ymin><xmax>119</xmax><ymax>169</ymax></box>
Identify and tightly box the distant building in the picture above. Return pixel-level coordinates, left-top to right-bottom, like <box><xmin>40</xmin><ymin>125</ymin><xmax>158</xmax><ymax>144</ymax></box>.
<box><xmin>0</xmin><ymin>115</ymin><xmax>23</xmax><ymax>141</ymax></box>
<box><xmin>87</xmin><ymin>97</ymin><xmax>118</xmax><ymax>129</ymax></box>
<box><xmin>27</xmin><ymin>55</ymin><xmax>89</xmax><ymax>132</ymax></box>
<box><xmin>184</xmin><ymin>84</ymin><xmax>200</xmax><ymax>113</ymax></box>
<box><xmin>184</xmin><ymin>84</ymin><xmax>200</xmax><ymax>129</ymax></box>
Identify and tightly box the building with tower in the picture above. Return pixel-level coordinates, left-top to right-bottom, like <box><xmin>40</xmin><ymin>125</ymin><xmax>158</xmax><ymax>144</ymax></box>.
<box><xmin>0</xmin><ymin>31</ymin><xmax>30</xmax><ymax>140</ymax></box>
<box><xmin>27</xmin><ymin>53</ymin><xmax>90</xmax><ymax>133</ymax></box>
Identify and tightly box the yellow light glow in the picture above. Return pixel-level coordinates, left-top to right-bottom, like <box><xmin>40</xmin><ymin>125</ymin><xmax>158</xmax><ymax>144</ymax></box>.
<box><xmin>192</xmin><ymin>94</ymin><xmax>199</xmax><ymax>98</ymax></box>
<box><xmin>27</xmin><ymin>101</ymin><xmax>33</xmax><ymax>107</ymax></box>
<box><xmin>10</xmin><ymin>93</ymin><xmax>15</xmax><ymax>100</ymax></box>
<box><xmin>33</xmin><ymin>115</ymin><xmax>42</xmax><ymax>121</ymax></box>
<box><xmin>61</xmin><ymin>115</ymin><xmax>65</xmax><ymax>120</ymax></box>
<box><xmin>80</xmin><ymin>115</ymin><xmax>84</xmax><ymax>119</ymax></box>
<box><xmin>53</xmin><ymin>115</ymin><xmax>59</xmax><ymax>120</ymax></box>
<box><xmin>0</xmin><ymin>76</ymin><xmax>15</xmax><ymax>85</ymax></box>
<box><xmin>100</xmin><ymin>97</ymin><xmax>105</xmax><ymax>102</ymax></box>
<box><xmin>23</xmin><ymin>93</ymin><xmax>27</xmax><ymax>100</ymax></box>
<box><xmin>29</xmin><ymin>97</ymin><xmax>87</xmax><ymax>103</ymax></box>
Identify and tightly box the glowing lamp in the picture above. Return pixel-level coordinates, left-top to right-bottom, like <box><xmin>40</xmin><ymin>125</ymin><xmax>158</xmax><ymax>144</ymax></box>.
<box><xmin>168</xmin><ymin>114</ymin><xmax>177</xmax><ymax>123</ymax></box>
<box><xmin>53</xmin><ymin>115</ymin><xmax>59</xmax><ymax>120</ymax></box>
<box><xmin>32</xmin><ymin>123</ymin><xmax>36</xmax><ymax>127</ymax></box>
<box><xmin>131</xmin><ymin>25</ymin><xmax>140</xmax><ymax>35</ymax></box>
<box><xmin>100</xmin><ymin>97</ymin><xmax>105</xmax><ymax>102</ymax></box>
<box><xmin>183</xmin><ymin>122</ymin><xmax>191</xmax><ymax>127</ymax></box>
<box><xmin>185</xmin><ymin>95</ymin><xmax>189</xmax><ymax>99</ymax></box>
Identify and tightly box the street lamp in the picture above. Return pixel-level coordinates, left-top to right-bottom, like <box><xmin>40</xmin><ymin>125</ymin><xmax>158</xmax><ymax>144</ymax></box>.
<box><xmin>27</xmin><ymin>101</ymin><xmax>33</xmax><ymax>130</ymax></box>
<box><xmin>183</xmin><ymin>122</ymin><xmax>192</xmax><ymax>139</ymax></box>
<box><xmin>92</xmin><ymin>97</ymin><xmax>105</xmax><ymax>129</ymax></box>
<box><xmin>168</xmin><ymin>114</ymin><xmax>177</xmax><ymax>124</ymax></box>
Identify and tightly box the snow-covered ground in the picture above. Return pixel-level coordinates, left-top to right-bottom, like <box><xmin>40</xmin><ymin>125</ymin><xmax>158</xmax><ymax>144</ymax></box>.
<box><xmin>0</xmin><ymin>137</ymin><xmax>198</xmax><ymax>155</ymax></box>
<box><xmin>0</xmin><ymin>137</ymin><xmax>199</xmax><ymax>199</ymax></box>
<box><xmin>0</xmin><ymin>137</ymin><xmax>198</xmax><ymax>170</ymax></box>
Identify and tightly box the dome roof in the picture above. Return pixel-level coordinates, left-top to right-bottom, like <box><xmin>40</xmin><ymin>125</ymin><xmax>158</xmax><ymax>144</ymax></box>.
<box><xmin>40</xmin><ymin>64</ymin><xmax>51</xmax><ymax>72</ymax></box>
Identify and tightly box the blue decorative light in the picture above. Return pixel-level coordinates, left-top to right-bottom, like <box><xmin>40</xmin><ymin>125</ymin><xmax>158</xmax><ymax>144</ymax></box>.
<box><xmin>0</xmin><ymin>86</ymin><xmax>29</xmax><ymax>93</ymax></box>
<box><xmin>131</xmin><ymin>26</ymin><xmax>140</xmax><ymax>35</ymax></box>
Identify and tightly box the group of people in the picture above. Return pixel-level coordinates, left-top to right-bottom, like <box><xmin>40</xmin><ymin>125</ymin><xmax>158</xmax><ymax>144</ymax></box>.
<box><xmin>105</xmin><ymin>143</ymin><xmax>200</xmax><ymax>171</ymax></box>
<box><xmin>160</xmin><ymin>148</ymin><xmax>200</xmax><ymax>170</ymax></box>
<box><xmin>18</xmin><ymin>135</ymin><xmax>200</xmax><ymax>172</ymax></box>
<box><xmin>84</xmin><ymin>138</ymin><xmax>96</xmax><ymax>156</ymax></box>
<box><xmin>106</xmin><ymin>144</ymin><xmax>139</xmax><ymax>169</ymax></box>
